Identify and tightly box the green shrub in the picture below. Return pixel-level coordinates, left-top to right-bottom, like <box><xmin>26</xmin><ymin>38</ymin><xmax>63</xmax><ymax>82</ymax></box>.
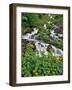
<box><xmin>21</xmin><ymin>47</ymin><xmax>63</xmax><ymax>77</ymax></box>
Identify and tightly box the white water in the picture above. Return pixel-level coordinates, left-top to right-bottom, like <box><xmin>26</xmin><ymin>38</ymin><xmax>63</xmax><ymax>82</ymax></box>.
<box><xmin>22</xmin><ymin>27</ymin><xmax>63</xmax><ymax>57</ymax></box>
<box><xmin>50</xmin><ymin>29</ymin><xmax>63</xmax><ymax>40</ymax></box>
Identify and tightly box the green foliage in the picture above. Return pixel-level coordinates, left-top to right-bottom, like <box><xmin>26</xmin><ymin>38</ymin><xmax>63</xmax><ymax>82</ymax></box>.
<box><xmin>21</xmin><ymin>13</ymin><xmax>63</xmax><ymax>77</ymax></box>
<box><xmin>36</xmin><ymin>28</ymin><xmax>51</xmax><ymax>43</ymax></box>
<box><xmin>21</xmin><ymin>13</ymin><xmax>63</xmax><ymax>48</ymax></box>
<box><xmin>21</xmin><ymin>13</ymin><xmax>63</xmax><ymax>33</ymax></box>
<box><xmin>51</xmin><ymin>39</ymin><xmax>63</xmax><ymax>49</ymax></box>
<box><xmin>21</xmin><ymin>46</ymin><xmax>63</xmax><ymax>77</ymax></box>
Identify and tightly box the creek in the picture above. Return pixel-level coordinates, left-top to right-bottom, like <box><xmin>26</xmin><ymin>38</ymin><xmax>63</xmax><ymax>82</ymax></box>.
<box><xmin>22</xmin><ymin>28</ymin><xmax>63</xmax><ymax>57</ymax></box>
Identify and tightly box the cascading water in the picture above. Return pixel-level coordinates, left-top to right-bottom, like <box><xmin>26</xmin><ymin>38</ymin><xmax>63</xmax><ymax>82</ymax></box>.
<box><xmin>22</xmin><ymin>27</ymin><xmax>63</xmax><ymax>57</ymax></box>
<box><xmin>50</xmin><ymin>30</ymin><xmax>59</xmax><ymax>40</ymax></box>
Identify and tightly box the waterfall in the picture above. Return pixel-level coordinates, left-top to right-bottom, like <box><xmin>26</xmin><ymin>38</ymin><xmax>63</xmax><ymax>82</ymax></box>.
<box><xmin>22</xmin><ymin>27</ymin><xmax>63</xmax><ymax>57</ymax></box>
<box><xmin>51</xmin><ymin>45</ymin><xmax>63</xmax><ymax>56</ymax></box>
<box><xmin>50</xmin><ymin>30</ymin><xmax>59</xmax><ymax>40</ymax></box>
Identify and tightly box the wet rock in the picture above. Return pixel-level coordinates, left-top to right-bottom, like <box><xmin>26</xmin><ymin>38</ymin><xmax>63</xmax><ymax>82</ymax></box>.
<box><xmin>54</xmin><ymin>25</ymin><xmax>63</xmax><ymax>34</ymax></box>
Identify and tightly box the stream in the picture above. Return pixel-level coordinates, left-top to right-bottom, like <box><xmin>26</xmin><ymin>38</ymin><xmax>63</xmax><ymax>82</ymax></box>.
<box><xmin>22</xmin><ymin>28</ymin><xmax>63</xmax><ymax>57</ymax></box>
